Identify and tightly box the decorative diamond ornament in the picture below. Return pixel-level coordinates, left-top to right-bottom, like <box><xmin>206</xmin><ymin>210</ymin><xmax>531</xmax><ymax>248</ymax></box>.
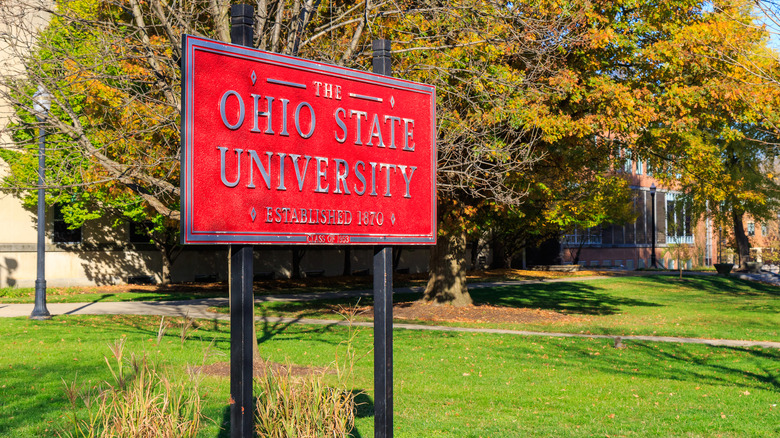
<box><xmin>391</xmin><ymin>213</ymin><xmax>396</xmax><ymax>225</ymax></box>
<box><xmin>250</xmin><ymin>207</ymin><xmax>257</xmax><ymax>222</ymax></box>
<box><xmin>390</xmin><ymin>96</ymin><xmax>395</xmax><ymax>108</ymax></box>
<box><xmin>251</xmin><ymin>71</ymin><xmax>257</xmax><ymax>85</ymax></box>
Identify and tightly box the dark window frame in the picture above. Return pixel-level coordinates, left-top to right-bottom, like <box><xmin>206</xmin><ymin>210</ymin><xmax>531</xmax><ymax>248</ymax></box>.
<box><xmin>129</xmin><ymin>221</ymin><xmax>153</xmax><ymax>244</ymax></box>
<box><xmin>53</xmin><ymin>204</ymin><xmax>82</xmax><ymax>243</ymax></box>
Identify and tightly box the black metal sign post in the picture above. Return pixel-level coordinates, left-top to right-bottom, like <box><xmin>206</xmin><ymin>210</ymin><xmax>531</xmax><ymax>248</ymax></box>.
<box><xmin>229</xmin><ymin>5</ymin><xmax>255</xmax><ymax>438</ymax></box>
<box><xmin>372</xmin><ymin>39</ymin><xmax>393</xmax><ymax>438</ymax></box>
<box><xmin>230</xmin><ymin>244</ymin><xmax>254</xmax><ymax>437</ymax></box>
<box><xmin>373</xmin><ymin>246</ymin><xmax>393</xmax><ymax>438</ymax></box>
<box><xmin>208</xmin><ymin>13</ymin><xmax>402</xmax><ymax>435</ymax></box>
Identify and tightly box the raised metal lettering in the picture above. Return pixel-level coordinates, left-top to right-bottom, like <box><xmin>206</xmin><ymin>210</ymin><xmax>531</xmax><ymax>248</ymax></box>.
<box><xmin>350</xmin><ymin>110</ymin><xmax>368</xmax><ymax>145</ymax></box>
<box><xmin>380</xmin><ymin>163</ymin><xmax>397</xmax><ymax>197</ymax></box>
<box><xmin>294</xmin><ymin>102</ymin><xmax>316</xmax><ymax>138</ymax></box>
<box><xmin>277</xmin><ymin>152</ymin><xmax>287</xmax><ymax>190</ymax></box>
<box><xmin>246</xmin><ymin>150</ymin><xmax>272</xmax><ymax>189</ymax></box>
<box><xmin>384</xmin><ymin>115</ymin><xmax>401</xmax><ymax>149</ymax></box>
<box><xmin>369</xmin><ymin>162</ymin><xmax>378</xmax><ymax>196</ymax></box>
<box><xmin>399</xmin><ymin>165</ymin><xmax>416</xmax><ymax>198</ymax></box>
<box><xmin>219</xmin><ymin>91</ymin><xmax>244</xmax><ymax>130</ymax></box>
<box><xmin>334</xmin><ymin>159</ymin><xmax>350</xmax><ymax>194</ymax></box>
<box><xmin>290</xmin><ymin>154</ymin><xmax>311</xmax><ymax>191</ymax></box>
<box><xmin>218</xmin><ymin>146</ymin><xmax>242</xmax><ymax>187</ymax></box>
<box><xmin>334</xmin><ymin>108</ymin><xmax>347</xmax><ymax>143</ymax></box>
<box><xmin>367</xmin><ymin>113</ymin><xmax>384</xmax><ymax>147</ymax></box>
<box><xmin>402</xmin><ymin>118</ymin><xmax>415</xmax><ymax>151</ymax></box>
<box><xmin>315</xmin><ymin>156</ymin><xmax>329</xmax><ymax>193</ymax></box>
<box><xmin>280</xmin><ymin>99</ymin><xmax>290</xmax><ymax>136</ymax></box>
<box><xmin>250</xmin><ymin>94</ymin><xmax>274</xmax><ymax>134</ymax></box>
<box><xmin>353</xmin><ymin>161</ymin><xmax>366</xmax><ymax>195</ymax></box>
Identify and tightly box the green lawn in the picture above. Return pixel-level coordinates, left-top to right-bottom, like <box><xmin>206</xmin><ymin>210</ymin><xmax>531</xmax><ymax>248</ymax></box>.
<box><xmin>1</xmin><ymin>314</ymin><xmax>778</xmax><ymax>437</ymax></box>
<box><xmin>0</xmin><ymin>286</ymin><xmax>227</xmax><ymax>304</ymax></box>
<box><xmin>209</xmin><ymin>275</ymin><xmax>780</xmax><ymax>342</ymax></box>
<box><xmin>468</xmin><ymin>275</ymin><xmax>780</xmax><ymax>341</ymax></box>
<box><xmin>0</xmin><ymin>269</ymin><xmax>618</xmax><ymax>304</ymax></box>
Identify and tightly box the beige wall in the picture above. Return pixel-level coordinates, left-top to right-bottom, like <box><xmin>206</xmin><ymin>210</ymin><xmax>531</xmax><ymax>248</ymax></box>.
<box><xmin>0</xmin><ymin>198</ymin><xmax>167</xmax><ymax>287</ymax></box>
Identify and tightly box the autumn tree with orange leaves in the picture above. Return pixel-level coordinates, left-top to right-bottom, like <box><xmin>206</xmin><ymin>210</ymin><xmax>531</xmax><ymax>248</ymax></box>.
<box><xmin>2</xmin><ymin>0</ymin><xmax>780</xmax><ymax>295</ymax></box>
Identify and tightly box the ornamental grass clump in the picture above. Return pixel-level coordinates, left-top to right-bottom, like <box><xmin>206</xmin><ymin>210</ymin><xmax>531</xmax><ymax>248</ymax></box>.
<box><xmin>61</xmin><ymin>337</ymin><xmax>203</xmax><ymax>438</ymax></box>
<box><xmin>254</xmin><ymin>367</ymin><xmax>356</xmax><ymax>438</ymax></box>
<box><xmin>254</xmin><ymin>308</ymin><xmax>363</xmax><ymax>438</ymax></box>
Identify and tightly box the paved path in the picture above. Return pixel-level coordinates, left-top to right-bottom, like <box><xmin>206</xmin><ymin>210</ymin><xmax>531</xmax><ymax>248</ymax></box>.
<box><xmin>2</xmin><ymin>274</ymin><xmax>779</xmax><ymax>349</ymax></box>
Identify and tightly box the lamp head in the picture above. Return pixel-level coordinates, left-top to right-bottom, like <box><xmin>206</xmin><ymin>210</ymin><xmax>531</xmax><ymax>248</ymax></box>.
<box><xmin>33</xmin><ymin>85</ymin><xmax>51</xmax><ymax>116</ymax></box>
<box><xmin>649</xmin><ymin>183</ymin><xmax>656</xmax><ymax>194</ymax></box>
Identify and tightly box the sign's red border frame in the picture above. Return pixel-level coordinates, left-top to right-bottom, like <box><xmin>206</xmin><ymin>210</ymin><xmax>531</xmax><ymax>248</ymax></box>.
<box><xmin>180</xmin><ymin>36</ymin><xmax>437</xmax><ymax>245</ymax></box>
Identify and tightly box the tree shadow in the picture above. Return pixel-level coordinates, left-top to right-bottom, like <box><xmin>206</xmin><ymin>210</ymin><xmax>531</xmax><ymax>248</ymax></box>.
<box><xmin>1</xmin><ymin>361</ymin><xmax>96</xmax><ymax>437</ymax></box>
<box><xmin>1</xmin><ymin>256</ymin><xmax>18</xmax><ymax>287</ymax></box>
<box><xmin>580</xmin><ymin>340</ymin><xmax>780</xmax><ymax>392</ymax></box>
<box><xmin>255</xmin><ymin>305</ymin><xmax>356</xmax><ymax>347</ymax></box>
<box><xmin>216</xmin><ymin>406</ymin><xmax>230</xmax><ymax>438</ymax></box>
<box><xmin>618</xmin><ymin>274</ymin><xmax>780</xmax><ymax>297</ymax></box>
<box><xmin>694</xmin><ymin>275</ymin><xmax>780</xmax><ymax>297</ymax></box>
<box><xmin>469</xmin><ymin>282</ymin><xmax>661</xmax><ymax>315</ymax></box>
<box><xmin>350</xmin><ymin>391</ymin><xmax>374</xmax><ymax>438</ymax></box>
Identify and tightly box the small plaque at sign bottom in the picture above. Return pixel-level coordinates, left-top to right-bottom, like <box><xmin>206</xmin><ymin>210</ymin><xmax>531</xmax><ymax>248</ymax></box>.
<box><xmin>307</xmin><ymin>234</ymin><xmax>351</xmax><ymax>244</ymax></box>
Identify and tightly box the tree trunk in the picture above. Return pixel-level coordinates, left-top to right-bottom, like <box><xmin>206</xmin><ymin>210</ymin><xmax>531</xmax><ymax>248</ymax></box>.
<box><xmin>343</xmin><ymin>247</ymin><xmax>351</xmax><ymax>276</ymax></box>
<box><xmin>292</xmin><ymin>248</ymin><xmax>306</xmax><ymax>278</ymax></box>
<box><xmin>572</xmin><ymin>239</ymin><xmax>586</xmax><ymax>265</ymax></box>
<box><xmin>470</xmin><ymin>238</ymin><xmax>479</xmax><ymax>268</ymax></box>
<box><xmin>152</xmin><ymin>240</ymin><xmax>178</xmax><ymax>285</ymax></box>
<box><xmin>423</xmin><ymin>229</ymin><xmax>473</xmax><ymax>307</ymax></box>
<box><xmin>490</xmin><ymin>231</ymin><xmax>505</xmax><ymax>269</ymax></box>
<box><xmin>160</xmin><ymin>252</ymin><xmax>171</xmax><ymax>285</ymax></box>
<box><xmin>393</xmin><ymin>246</ymin><xmax>403</xmax><ymax>272</ymax></box>
<box><xmin>678</xmin><ymin>254</ymin><xmax>683</xmax><ymax>279</ymax></box>
<box><xmin>732</xmin><ymin>208</ymin><xmax>751</xmax><ymax>269</ymax></box>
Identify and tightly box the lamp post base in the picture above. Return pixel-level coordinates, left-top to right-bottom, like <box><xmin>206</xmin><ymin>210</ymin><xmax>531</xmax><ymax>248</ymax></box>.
<box><xmin>29</xmin><ymin>279</ymin><xmax>51</xmax><ymax>320</ymax></box>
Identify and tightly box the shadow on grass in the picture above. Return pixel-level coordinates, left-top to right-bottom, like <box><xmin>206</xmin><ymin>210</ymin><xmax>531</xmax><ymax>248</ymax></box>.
<box><xmin>693</xmin><ymin>275</ymin><xmax>780</xmax><ymax>297</ymax></box>
<box><xmin>614</xmin><ymin>274</ymin><xmax>780</xmax><ymax>297</ymax></box>
<box><xmin>469</xmin><ymin>282</ymin><xmax>661</xmax><ymax>315</ymax></box>
<box><xmin>0</xmin><ymin>362</ymin><xmax>89</xmax><ymax>437</ymax></box>
<box><xmin>350</xmin><ymin>391</ymin><xmax>374</xmax><ymax>438</ymax></box>
<box><xmin>217</xmin><ymin>406</ymin><xmax>230</xmax><ymax>438</ymax></box>
<box><xmin>582</xmin><ymin>340</ymin><xmax>780</xmax><ymax>392</ymax></box>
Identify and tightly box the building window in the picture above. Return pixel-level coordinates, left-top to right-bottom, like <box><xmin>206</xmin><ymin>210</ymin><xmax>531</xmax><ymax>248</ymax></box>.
<box><xmin>53</xmin><ymin>204</ymin><xmax>82</xmax><ymax>243</ymax></box>
<box><xmin>747</xmin><ymin>222</ymin><xmax>755</xmax><ymax>237</ymax></box>
<box><xmin>563</xmin><ymin>226</ymin><xmax>602</xmax><ymax>246</ymax></box>
<box><xmin>129</xmin><ymin>221</ymin><xmax>152</xmax><ymax>244</ymax></box>
<box><xmin>636</xmin><ymin>158</ymin><xmax>643</xmax><ymax>175</ymax></box>
<box><xmin>624</xmin><ymin>151</ymin><xmax>632</xmax><ymax>173</ymax></box>
<box><xmin>761</xmin><ymin>223</ymin><xmax>767</xmax><ymax>237</ymax></box>
<box><xmin>666</xmin><ymin>193</ymin><xmax>693</xmax><ymax>244</ymax></box>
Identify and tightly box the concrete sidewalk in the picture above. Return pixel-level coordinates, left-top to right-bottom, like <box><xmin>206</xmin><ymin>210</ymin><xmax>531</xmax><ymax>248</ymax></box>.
<box><xmin>3</xmin><ymin>300</ymin><xmax>778</xmax><ymax>349</ymax></box>
<box><xmin>0</xmin><ymin>276</ymin><xmax>615</xmax><ymax>319</ymax></box>
<box><xmin>2</xmin><ymin>274</ymin><xmax>779</xmax><ymax>349</ymax></box>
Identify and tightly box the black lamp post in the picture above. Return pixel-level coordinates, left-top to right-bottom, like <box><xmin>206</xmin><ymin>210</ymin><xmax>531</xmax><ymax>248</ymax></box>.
<box><xmin>30</xmin><ymin>85</ymin><xmax>51</xmax><ymax>320</ymax></box>
<box><xmin>650</xmin><ymin>183</ymin><xmax>657</xmax><ymax>269</ymax></box>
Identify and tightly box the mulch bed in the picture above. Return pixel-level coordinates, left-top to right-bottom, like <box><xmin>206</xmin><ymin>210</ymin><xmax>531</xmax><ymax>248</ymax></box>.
<box><xmin>357</xmin><ymin>301</ymin><xmax>585</xmax><ymax>325</ymax></box>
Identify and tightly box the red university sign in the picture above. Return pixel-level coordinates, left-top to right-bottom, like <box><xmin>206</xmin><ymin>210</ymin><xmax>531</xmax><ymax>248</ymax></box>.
<box><xmin>180</xmin><ymin>36</ymin><xmax>437</xmax><ymax>245</ymax></box>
